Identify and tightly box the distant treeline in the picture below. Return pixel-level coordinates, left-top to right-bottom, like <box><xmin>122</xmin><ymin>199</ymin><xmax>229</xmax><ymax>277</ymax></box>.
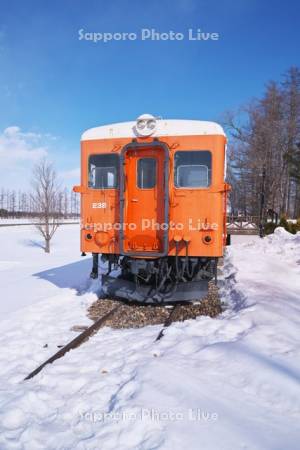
<box><xmin>225</xmin><ymin>66</ymin><xmax>300</xmax><ymax>219</ymax></box>
<box><xmin>0</xmin><ymin>187</ymin><xmax>79</xmax><ymax>219</ymax></box>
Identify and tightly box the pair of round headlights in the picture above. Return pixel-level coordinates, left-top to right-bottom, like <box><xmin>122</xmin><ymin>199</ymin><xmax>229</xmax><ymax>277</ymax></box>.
<box><xmin>136</xmin><ymin>114</ymin><xmax>157</xmax><ymax>136</ymax></box>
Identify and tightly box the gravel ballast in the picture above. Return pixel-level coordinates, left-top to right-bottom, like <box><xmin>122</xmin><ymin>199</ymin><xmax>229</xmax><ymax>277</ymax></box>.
<box><xmin>87</xmin><ymin>282</ymin><xmax>223</xmax><ymax>329</ymax></box>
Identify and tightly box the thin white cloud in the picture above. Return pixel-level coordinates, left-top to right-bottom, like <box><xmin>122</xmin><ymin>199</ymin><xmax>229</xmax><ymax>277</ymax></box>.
<box><xmin>0</xmin><ymin>126</ymin><xmax>48</xmax><ymax>166</ymax></box>
<box><xmin>0</xmin><ymin>126</ymin><xmax>51</xmax><ymax>189</ymax></box>
<box><xmin>0</xmin><ymin>126</ymin><xmax>78</xmax><ymax>190</ymax></box>
<box><xmin>60</xmin><ymin>167</ymin><xmax>80</xmax><ymax>180</ymax></box>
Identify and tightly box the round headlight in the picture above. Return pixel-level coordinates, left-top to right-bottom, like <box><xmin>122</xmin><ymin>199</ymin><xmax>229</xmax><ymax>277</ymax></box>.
<box><xmin>147</xmin><ymin>119</ymin><xmax>156</xmax><ymax>130</ymax></box>
<box><xmin>137</xmin><ymin>119</ymin><xmax>146</xmax><ymax>130</ymax></box>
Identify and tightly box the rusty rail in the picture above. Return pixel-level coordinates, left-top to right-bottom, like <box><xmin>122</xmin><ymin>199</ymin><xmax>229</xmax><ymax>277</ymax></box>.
<box><xmin>24</xmin><ymin>305</ymin><xmax>120</xmax><ymax>381</ymax></box>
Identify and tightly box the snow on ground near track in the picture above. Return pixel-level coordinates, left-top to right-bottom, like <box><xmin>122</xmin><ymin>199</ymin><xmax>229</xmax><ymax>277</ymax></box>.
<box><xmin>0</xmin><ymin>227</ymin><xmax>300</xmax><ymax>450</ymax></box>
<box><xmin>0</xmin><ymin>224</ymin><xmax>91</xmax><ymax>315</ymax></box>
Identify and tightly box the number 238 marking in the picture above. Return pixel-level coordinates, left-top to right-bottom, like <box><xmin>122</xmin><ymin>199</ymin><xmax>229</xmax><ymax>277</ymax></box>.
<box><xmin>92</xmin><ymin>202</ymin><xmax>107</xmax><ymax>209</ymax></box>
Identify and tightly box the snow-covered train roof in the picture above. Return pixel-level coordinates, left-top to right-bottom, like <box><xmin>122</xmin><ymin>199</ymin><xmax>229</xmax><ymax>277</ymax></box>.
<box><xmin>81</xmin><ymin>119</ymin><xmax>225</xmax><ymax>141</ymax></box>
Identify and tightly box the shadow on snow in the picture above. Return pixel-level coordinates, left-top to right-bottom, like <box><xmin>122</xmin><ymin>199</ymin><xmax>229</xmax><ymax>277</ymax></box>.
<box><xmin>33</xmin><ymin>257</ymin><xmax>94</xmax><ymax>294</ymax></box>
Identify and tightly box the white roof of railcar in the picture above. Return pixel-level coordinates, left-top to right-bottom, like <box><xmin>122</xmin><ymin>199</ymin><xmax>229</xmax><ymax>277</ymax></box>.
<box><xmin>81</xmin><ymin>119</ymin><xmax>225</xmax><ymax>141</ymax></box>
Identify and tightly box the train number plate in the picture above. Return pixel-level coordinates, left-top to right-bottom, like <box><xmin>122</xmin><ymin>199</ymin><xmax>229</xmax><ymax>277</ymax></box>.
<box><xmin>92</xmin><ymin>202</ymin><xmax>107</xmax><ymax>209</ymax></box>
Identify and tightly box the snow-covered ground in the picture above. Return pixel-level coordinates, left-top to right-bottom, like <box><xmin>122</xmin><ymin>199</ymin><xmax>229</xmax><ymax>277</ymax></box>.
<box><xmin>0</xmin><ymin>226</ymin><xmax>300</xmax><ymax>449</ymax></box>
<box><xmin>0</xmin><ymin>218</ymin><xmax>79</xmax><ymax>226</ymax></box>
<box><xmin>0</xmin><ymin>224</ymin><xmax>88</xmax><ymax>315</ymax></box>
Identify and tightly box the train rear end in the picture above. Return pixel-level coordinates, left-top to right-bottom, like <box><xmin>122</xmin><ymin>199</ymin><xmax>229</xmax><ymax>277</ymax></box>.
<box><xmin>74</xmin><ymin>116</ymin><xmax>229</xmax><ymax>303</ymax></box>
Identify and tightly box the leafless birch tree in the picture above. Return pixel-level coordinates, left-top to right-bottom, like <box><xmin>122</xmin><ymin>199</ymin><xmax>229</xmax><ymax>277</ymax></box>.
<box><xmin>31</xmin><ymin>158</ymin><xmax>61</xmax><ymax>253</ymax></box>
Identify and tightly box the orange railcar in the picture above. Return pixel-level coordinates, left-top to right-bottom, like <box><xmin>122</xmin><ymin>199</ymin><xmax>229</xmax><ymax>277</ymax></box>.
<box><xmin>74</xmin><ymin>114</ymin><xmax>230</xmax><ymax>303</ymax></box>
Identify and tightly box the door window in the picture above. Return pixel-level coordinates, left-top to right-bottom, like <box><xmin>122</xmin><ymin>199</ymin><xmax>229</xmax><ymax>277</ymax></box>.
<box><xmin>137</xmin><ymin>158</ymin><xmax>157</xmax><ymax>189</ymax></box>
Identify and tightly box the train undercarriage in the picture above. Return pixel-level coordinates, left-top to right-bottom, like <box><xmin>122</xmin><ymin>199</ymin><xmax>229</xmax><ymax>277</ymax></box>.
<box><xmin>92</xmin><ymin>253</ymin><xmax>218</xmax><ymax>304</ymax></box>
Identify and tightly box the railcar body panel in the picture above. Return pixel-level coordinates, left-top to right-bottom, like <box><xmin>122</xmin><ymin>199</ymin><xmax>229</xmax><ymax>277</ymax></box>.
<box><xmin>74</xmin><ymin>117</ymin><xmax>229</xmax><ymax>303</ymax></box>
<box><xmin>78</xmin><ymin>134</ymin><xmax>227</xmax><ymax>257</ymax></box>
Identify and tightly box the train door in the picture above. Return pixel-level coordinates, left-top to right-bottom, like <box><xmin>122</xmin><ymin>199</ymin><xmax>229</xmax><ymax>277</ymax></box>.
<box><xmin>120</xmin><ymin>142</ymin><xmax>169</xmax><ymax>256</ymax></box>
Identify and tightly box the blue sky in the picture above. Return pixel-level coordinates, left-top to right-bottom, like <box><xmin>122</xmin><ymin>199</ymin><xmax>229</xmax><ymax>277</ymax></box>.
<box><xmin>0</xmin><ymin>0</ymin><xmax>299</xmax><ymax>189</ymax></box>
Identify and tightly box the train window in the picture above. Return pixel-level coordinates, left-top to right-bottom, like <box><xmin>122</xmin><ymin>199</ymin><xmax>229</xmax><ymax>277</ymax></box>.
<box><xmin>137</xmin><ymin>158</ymin><xmax>157</xmax><ymax>189</ymax></box>
<box><xmin>174</xmin><ymin>151</ymin><xmax>212</xmax><ymax>188</ymax></box>
<box><xmin>88</xmin><ymin>154</ymin><xmax>119</xmax><ymax>189</ymax></box>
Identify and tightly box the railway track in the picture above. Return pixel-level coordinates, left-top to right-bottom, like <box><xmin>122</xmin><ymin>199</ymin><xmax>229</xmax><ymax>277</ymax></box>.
<box><xmin>24</xmin><ymin>305</ymin><xmax>120</xmax><ymax>380</ymax></box>
<box><xmin>24</xmin><ymin>303</ymin><xmax>181</xmax><ymax>381</ymax></box>
<box><xmin>155</xmin><ymin>305</ymin><xmax>180</xmax><ymax>341</ymax></box>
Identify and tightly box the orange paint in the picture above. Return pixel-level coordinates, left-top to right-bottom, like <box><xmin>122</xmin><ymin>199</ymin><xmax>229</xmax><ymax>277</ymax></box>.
<box><xmin>74</xmin><ymin>124</ymin><xmax>229</xmax><ymax>259</ymax></box>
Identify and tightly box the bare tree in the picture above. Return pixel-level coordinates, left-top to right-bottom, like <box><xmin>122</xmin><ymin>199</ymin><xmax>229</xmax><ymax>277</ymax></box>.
<box><xmin>63</xmin><ymin>187</ymin><xmax>69</xmax><ymax>218</ymax></box>
<box><xmin>223</xmin><ymin>66</ymin><xmax>300</xmax><ymax>219</ymax></box>
<box><xmin>31</xmin><ymin>158</ymin><xmax>61</xmax><ymax>253</ymax></box>
<box><xmin>0</xmin><ymin>188</ymin><xmax>5</xmax><ymax>210</ymax></box>
<box><xmin>10</xmin><ymin>190</ymin><xmax>17</xmax><ymax>218</ymax></box>
<box><xmin>21</xmin><ymin>192</ymin><xmax>28</xmax><ymax>213</ymax></box>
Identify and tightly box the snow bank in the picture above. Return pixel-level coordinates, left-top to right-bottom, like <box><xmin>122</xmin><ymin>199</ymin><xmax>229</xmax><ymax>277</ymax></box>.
<box><xmin>0</xmin><ymin>227</ymin><xmax>300</xmax><ymax>449</ymax></box>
